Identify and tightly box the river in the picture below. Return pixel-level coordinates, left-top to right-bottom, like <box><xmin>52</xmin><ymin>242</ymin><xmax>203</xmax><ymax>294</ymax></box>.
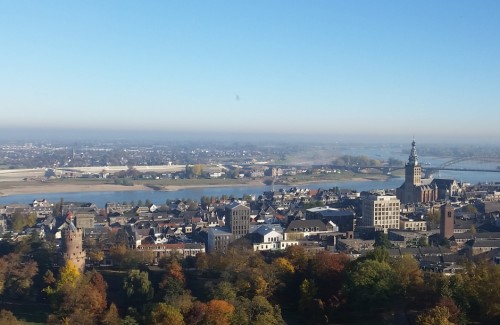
<box><xmin>2</xmin><ymin>170</ymin><xmax>500</xmax><ymax>208</ymax></box>
<box><xmin>1</xmin><ymin>151</ymin><xmax>500</xmax><ymax>207</ymax></box>
<box><xmin>0</xmin><ymin>178</ymin><xmax>405</xmax><ymax>207</ymax></box>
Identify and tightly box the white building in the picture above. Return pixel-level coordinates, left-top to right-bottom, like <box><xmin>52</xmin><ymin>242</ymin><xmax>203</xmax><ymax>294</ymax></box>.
<box><xmin>362</xmin><ymin>195</ymin><xmax>400</xmax><ymax>232</ymax></box>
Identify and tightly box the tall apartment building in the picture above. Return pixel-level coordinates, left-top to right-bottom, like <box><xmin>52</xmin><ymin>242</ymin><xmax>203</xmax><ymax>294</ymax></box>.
<box><xmin>225</xmin><ymin>202</ymin><xmax>251</xmax><ymax>239</ymax></box>
<box><xmin>362</xmin><ymin>195</ymin><xmax>401</xmax><ymax>232</ymax></box>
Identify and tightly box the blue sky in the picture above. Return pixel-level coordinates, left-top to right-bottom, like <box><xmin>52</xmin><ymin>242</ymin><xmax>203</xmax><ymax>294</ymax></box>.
<box><xmin>1</xmin><ymin>1</ymin><xmax>499</xmax><ymax>142</ymax></box>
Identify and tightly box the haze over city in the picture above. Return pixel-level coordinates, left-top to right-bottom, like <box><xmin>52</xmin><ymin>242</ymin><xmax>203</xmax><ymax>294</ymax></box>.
<box><xmin>1</xmin><ymin>1</ymin><xmax>499</xmax><ymax>143</ymax></box>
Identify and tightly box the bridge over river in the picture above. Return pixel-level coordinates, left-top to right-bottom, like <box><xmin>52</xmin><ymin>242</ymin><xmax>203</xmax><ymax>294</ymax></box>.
<box><xmin>329</xmin><ymin>156</ymin><xmax>500</xmax><ymax>176</ymax></box>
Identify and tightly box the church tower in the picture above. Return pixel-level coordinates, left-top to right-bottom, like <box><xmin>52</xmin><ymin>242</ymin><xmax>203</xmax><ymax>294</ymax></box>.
<box><xmin>404</xmin><ymin>140</ymin><xmax>422</xmax><ymax>186</ymax></box>
<box><xmin>440</xmin><ymin>203</ymin><xmax>454</xmax><ymax>239</ymax></box>
<box><xmin>397</xmin><ymin>139</ymin><xmax>436</xmax><ymax>204</ymax></box>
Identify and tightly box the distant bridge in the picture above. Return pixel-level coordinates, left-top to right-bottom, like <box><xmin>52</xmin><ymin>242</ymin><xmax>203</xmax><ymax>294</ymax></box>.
<box><xmin>439</xmin><ymin>156</ymin><xmax>500</xmax><ymax>168</ymax></box>
<box><xmin>252</xmin><ymin>156</ymin><xmax>500</xmax><ymax>175</ymax></box>
<box><xmin>329</xmin><ymin>156</ymin><xmax>500</xmax><ymax>175</ymax></box>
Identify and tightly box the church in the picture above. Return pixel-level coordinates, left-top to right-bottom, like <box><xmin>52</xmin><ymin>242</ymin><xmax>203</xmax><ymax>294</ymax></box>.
<box><xmin>396</xmin><ymin>140</ymin><xmax>438</xmax><ymax>204</ymax></box>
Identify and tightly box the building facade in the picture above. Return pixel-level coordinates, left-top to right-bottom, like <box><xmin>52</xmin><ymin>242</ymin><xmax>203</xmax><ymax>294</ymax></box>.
<box><xmin>225</xmin><ymin>202</ymin><xmax>250</xmax><ymax>239</ymax></box>
<box><xmin>362</xmin><ymin>195</ymin><xmax>401</xmax><ymax>231</ymax></box>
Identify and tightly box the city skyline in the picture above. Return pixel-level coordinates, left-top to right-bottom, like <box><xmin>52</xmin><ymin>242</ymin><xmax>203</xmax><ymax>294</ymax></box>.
<box><xmin>1</xmin><ymin>1</ymin><xmax>499</xmax><ymax>142</ymax></box>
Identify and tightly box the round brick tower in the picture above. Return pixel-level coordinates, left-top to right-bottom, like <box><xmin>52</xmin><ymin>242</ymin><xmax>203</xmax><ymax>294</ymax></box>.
<box><xmin>61</xmin><ymin>211</ymin><xmax>86</xmax><ymax>272</ymax></box>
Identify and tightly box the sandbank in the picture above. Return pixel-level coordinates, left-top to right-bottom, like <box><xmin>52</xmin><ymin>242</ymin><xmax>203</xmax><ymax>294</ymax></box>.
<box><xmin>0</xmin><ymin>175</ymin><xmax>389</xmax><ymax>197</ymax></box>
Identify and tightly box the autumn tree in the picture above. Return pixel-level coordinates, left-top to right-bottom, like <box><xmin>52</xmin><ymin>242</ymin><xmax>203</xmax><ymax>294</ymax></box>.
<box><xmin>102</xmin><ymin>303</ymin><xmax>121</xmax><ymax>325</ymax></box>
<box><xmin>283</xmin><ymin>245</ymin><xmax>308</xmax><ymax>272</ymax></box>
<box><xmin>272</xmin><ymin>257</ymin><xmax>295</xmax><ymax>276</ymax></box>
<box><xmin>204</xmin><ymin>300</ymin><xmax>234</xmax><ymax>325</ymax></box>
<box><xmin>0</xmin><ymin>252</ymin><xmax>38</xmax><ymax>299</ymax></box>
<box><xmin>449</xmin><ymin>261</ymin><xmax>500</xmax><ymax>322</ymax></box>
<box><xmin>208</xmin><ymin>281</ymin><xmax>237</xmax><ymax>303</ymax></box>
<box><xmin>0</xmin><ymin>309</ymin><xmax>21</xmax><ymax>325</ymax></box>
<box><xmin>45</xmin><ymin>266</ymin><xmax>108</xmax><ymax>324</ymax></box>
<box><xmin>150</xmin><ymin>303</ymin><xmax>185</xmax><ymax>325</ymax></box>
<box><xmin>110</xmin><ymin>244</ymin><xmax>153</xmax><ymax>268</ymax></box>
<box><xmin>88</xmin><ymin>249</ymin><xmax>105</xmax><ymax>265</ymax></box>
<box><xmin>231</xmin><ymin>296</ymin><xmax>284</xmax><ymax>325</ymax></box>
<box><xmin>185</xmin><ymin>301</ymin><xmax>207</xmax><ymax>325</ymax></box>
<box><xmin>390</xmin><ymin>254</ymin><xmax>424</xmax><ymax>297</ymax></box>
<box><xmin>195</xmin><ymin>253</ymin><xmax>209</xmax><ymax>272</ymax></box>
<box><xmin>416</xmin><ymin>306</ymin><xmax>455</xmax><ymax>325</ymax></box>
<box><xmin>10</xmin><ymin>211</ymin><xmax>37</xmax><ymax>233</ymax></box>
<box><xmin>159</xmin><ymin>259</ymin><xmax>187</xmax><ymax>305</ymax></box>
<box><xmin>186</xmin><ymin>164</ymin><xmax>204</xmax><ymax>179</ymax></box>
<box><xmin>310</xmin><ymin>251</ymin><xmax>350</xmax><ymax>305</ymax></box>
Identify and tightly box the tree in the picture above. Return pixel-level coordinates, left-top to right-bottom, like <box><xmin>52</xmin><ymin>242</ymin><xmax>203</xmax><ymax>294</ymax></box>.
<box><xmin>45</xmin><ymin>268</ymin><xmax>108</xmax><ymax>324</ymax></box>
<box><xmin>272</xmin><ymin>257</ymin><xmax>295</xmax><ymax>275</ymax></box>
<box><xmin>185</xmin><ymin>164</ymin><xmax>204</xmax><ymax>179</ymax></box>
<box><xmin>204</xmin><ymin>300</ymin><xmax>234</xmax><ymax>325</ymax></box>
<box><xmin>426</xmin><ymin>210</ymin><xmax>440</xmax><ymax>229</ymax></box>
<box><xmin>310</xmin><ymin>251</ymin><xmax>350</xmax><ymax>305</ymax></box>
<box><xmin>418</xmin><ymin>236</ymin><xmax>429</xmax><ymax>247</ymax></box>
<box><xmin>160</xmin><ymin>277</ymin><xmax>185</xmax><ymax>303</ymax></box>
<box><xmin>102</xmin><ymin>303</ymin><xmax>121</xmax><ymax>325</ymax></box>
<box><xmin>195</xmin><ymin>253</ymin><xmax>209</xmax><ymax>272</ymax></box>
<box><xmin>58</xmin><ymin>272</ymin><xmax>108</xmax><ymax>321</ymax></box>
<box><xmin>10</xmin><ymin>211</ymin><xmax>37</xmax><ymax>233</ymax></box>
<box><xmin>88</xmin><ymin>250</ymin><xmax>105</xmax><ymax>265</ymax></box>
<box><xmin>208</xmin><ymin>281</ymin><xmax>237</xmax><ymax>302</ymax></box>
<box><xmin>416</xmin><ymin>306</ymin><xmax>454</xmax><ymax>325</ymax></box>
<box><xmin>283</xmin><ymin>245</ymin><xmax>308</xmax><ymax>272</ymax></box>
<box><xmin>364</xmin><ymin>246</ymin><xmax>390</xmax><ymax>263</ymax></box>
<box><xmin>374</xmin><ymin>232</ymin><xmax>391</xmax><ymax>249</ymax></box>
<box><xmin>299</xmin><ymin>279</ymin><xmax>318</xmax><ymax>313</ymax></box>
<box><xmin>192</xmin><ymin>164</ymin><xmax>203</xmax><ymax>177</ymax></box>
<box><xmin>185</xmin><ymin>301</ymin><xmax>207</xmax><ymax>325</ymax></box>
<box><xmin>0</xmin><ymin>309</ymin><xmax>21</xmax><ymax>325</ymax></box>
<box><xmin>123</xmin><ymin>269</ymin><xmax>154</xmax><ymax>302</ymax></box>
<box><xmin>150</xmin><ymin>303</ymin><xmax>185</xmax><ymax>325</ymax></box>
<box><xmin>232</xmin><ymin>296</ymin><xmax>284</xmax><ymax>325</ymax></box>
<box><xmin>0</xmin><ymin>252</ymin><xmax>38</xmax><ymax>298</ymax></box>
<box><xmin>390</xmin><ymin>254</ymin><xmax>424</xmax><ymax>297</ymax></box>
<box><xmin>344</xmin><ymin>259</ymin><xmax>396</xmax><ymax>309</ymax></box>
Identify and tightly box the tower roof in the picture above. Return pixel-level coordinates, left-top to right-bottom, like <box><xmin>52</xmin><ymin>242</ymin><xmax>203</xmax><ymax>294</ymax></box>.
<box><xmin>65</xmin><ymin>211</ymin><xmax>77</xmax><ymax>231</ymax></box>
<box><xmin>408</xmin><ymin>139</ymin><xmax>419</xmax><ymax>165</ymax></box>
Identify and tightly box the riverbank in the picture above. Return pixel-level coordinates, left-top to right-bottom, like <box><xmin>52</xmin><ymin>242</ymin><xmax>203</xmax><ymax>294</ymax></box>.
<box><xmin>0</xmin><ymin>174</ymin><xmax>391</xmax><ymax>197</ymax></box>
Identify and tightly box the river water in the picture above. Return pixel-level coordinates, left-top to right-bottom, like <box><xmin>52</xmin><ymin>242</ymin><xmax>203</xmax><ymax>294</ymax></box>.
<box><xmin>0</xmin><ymin>178</ymin><xmax>405</xmax><ymax>207</ymax></box>
<box><xmin>1</xmin><ymin>171</ymin><xmax>500</xmax><ymax>208</ymax></box>
<box><xmin>1</xmin><ymin>150</ymin><xmax>500</xmax><ymax>207</ymax></box>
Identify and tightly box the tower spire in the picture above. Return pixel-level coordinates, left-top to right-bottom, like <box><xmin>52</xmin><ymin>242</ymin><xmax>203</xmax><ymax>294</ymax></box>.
<box><xmin>408</xmin><ymin>139</ymin><xmax>418</xmax><ymax>165</ymax></box>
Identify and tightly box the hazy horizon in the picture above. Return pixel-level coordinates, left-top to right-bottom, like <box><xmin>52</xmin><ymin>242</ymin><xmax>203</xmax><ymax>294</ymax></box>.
<box><xmin>1</xmin><ymin>127</ymin><xmax>499</xmax><ymax>147</ymax></box>
<box><xmin>1</xmin><ymin>1</ymin><xmax>499</xmax><ymax>141</ymax></box>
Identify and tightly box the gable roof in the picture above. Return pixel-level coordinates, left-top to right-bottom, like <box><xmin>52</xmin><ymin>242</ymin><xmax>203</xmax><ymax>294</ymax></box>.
<box><xmin>285</xmin><ymin>219</ymin><xmax>327</xmax><ymax>232</ymax></box>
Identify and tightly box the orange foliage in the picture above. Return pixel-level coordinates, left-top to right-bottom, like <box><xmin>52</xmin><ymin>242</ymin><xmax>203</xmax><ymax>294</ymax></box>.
<box><xmin>205</xmin><ymin>300</ymin><xmax>235</xmax><ymax>325</ymax></box>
